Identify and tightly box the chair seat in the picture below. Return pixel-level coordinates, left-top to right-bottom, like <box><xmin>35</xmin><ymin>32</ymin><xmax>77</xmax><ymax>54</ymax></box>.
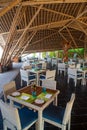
<box><xmin>29</xmin><ymin>75</ymin><xmax>36</xmax><ymax>80</ymax></box>
<box><xmin>43</xmin><ymin>105</ymin><xmax>65</xmax><ymax>124</ymax></box>
<box><xmin>40</xmin><ymin>75</ymin><xmax>46</xmax><ymax>80</ymax></box>
<box><xmin>19</xmin><ymin>107</ymin><xmax>38</xmax><ymax>129</ymax></box>
<box><xmin>7</xmin><ymin>99</ymin><xmax>22</xmax><ymax>108</ymax></box>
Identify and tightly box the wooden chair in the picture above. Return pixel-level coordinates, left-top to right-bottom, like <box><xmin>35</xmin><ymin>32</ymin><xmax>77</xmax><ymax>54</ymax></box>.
<box><xmin>40</xmin><ymin>70</ymin><xmax>56</xmax><ymax>80</ymax></box>
<box><xmin>42</xmin><ymin>80</ymin><xmax>57</xmax><ymax>105</ymax></box>
<box><xmin>43</xmin><ymin>93</ymin><xmax>75</xmax><ymax>130</ymax></box>
<box><xmin>20</xmin><ymin>69</ymin><xmax>36</xmax><ymax>86</ymax></box>
<box><xmin>0</xmin><ymin>99</ymin><xmax>38</xmax><ymax>130</ymax></box>
<box><xmin>68</xmin><ymin>68</ymin><xmax>83</xmax><ymax>87</ymax></box>
<box><xmin>42</xmin><ymin>79</ymin><xmax>56</xmax><ymax>90</ymax></box>
<box><xmin>3</xmin><ymin>81</ymin><xmax>16</xmax><ymax>103</ymax></box>
<box><xmin>76</xmin><ymin>64</ymin><xmax>81</xmax><ymax>69</ymax></box>
<box><xmin>39</xmin><ymin>70</ymin><xmax>56</xmax><ymax>85</ymax></box>
<box><xmin>3</xmin><ymin>81</ymin><xmax>22</xmax><ymax>108</ymax></box>
<box><xmin>42</xmin><ymin>62</ymin><xmax>47</xmax><ymax>69</ymax></box>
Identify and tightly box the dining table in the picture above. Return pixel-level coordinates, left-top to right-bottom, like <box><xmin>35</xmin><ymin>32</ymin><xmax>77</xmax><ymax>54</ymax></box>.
<box><xmin>7</xmin><ymin>85</ymin><xmax>60</xmax><ymax>130</ymax></box>
<box><xmin>28</xmin><ymin>68</ymin><xmax>47</xmax><ymax>85</ymax></box>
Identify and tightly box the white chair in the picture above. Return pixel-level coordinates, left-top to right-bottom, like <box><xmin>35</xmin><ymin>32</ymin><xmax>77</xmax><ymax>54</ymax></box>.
<box><xmin>20</xmin><ymin>69</ymin><xmax>36</xmax><ymax>86</ymax></box>
<box><xmin>43</xmin><ymin>93</ymin><xmax>75</xmax><ymax>130</ymax></box>
<box><xmin>21</xmin><ymin>62</ymin><xmax>32</xmax><ymax>70</ymax></box>
<box><xmin>42</xmin><ymin>79</ymin><xmax>56</xmax><ymax>90</ymax></box>
<box><xmin>68</xmin><ymin>68</ymin><xmax>83</xmax><ymax>87</ymax></box>
<box><xmin>42</xmin><ymin>80</ymin><xmax>57</xmax><ymax>105</ymax></box>
<box><xmin>0</xmin><ymin>99</ymin><xmax>38</xmax><ymax>130</ymax></box>
<box><xmin>42</xmin><ymin>62</ymin><xmax>47</xmax><ymax>69</ymax></box>
<box><xmin>52</xmin><ymin>58</ymin><xmax>57</xmax><ymax>68</ymax></box>
<box><xmin>76</xmin><ymin>64</ymin><xmax>81</xmax><ymax>69</ymax></box>
<box><xmin>40</xmin><ymin>70</ymin><xmax>56</xmax><ymax>82</ymax></box>
<box><xmin>58</xmin><ymin>63</ymin><xmax>67</xmax><ymax>75</ymax></box>
<box><xmin>3</xmin><ymin>81</ymin><xmax>22</xmax><ymax>108</ymax></box>
<box><xmin>3</xmin><ymin>81</ymin><xmax>16</xmax><ymax>103</ymax></box>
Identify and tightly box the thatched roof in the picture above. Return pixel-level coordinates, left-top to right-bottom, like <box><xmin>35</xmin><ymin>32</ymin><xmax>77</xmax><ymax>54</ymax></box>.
<box><xmin>0</xmin><ymin>0</ymin><xmax>87</xmax><ymax>65</ymax></box>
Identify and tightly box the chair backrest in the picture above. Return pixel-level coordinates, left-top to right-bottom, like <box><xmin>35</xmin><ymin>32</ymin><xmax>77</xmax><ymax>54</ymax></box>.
<box><xmin>42</xmin><ymin>62</ymin><xmax>47</xmax><ymax>69</ymax></box>
<box><xmin>0</xmin><ymin>100</ymin><xmax>21</xmax><ymax>129</ymax></box>
<box><xmin>58</xmin><ymin>63</ymin><xmax>66</xmax><ymax>69</ymax></box>
<box><xmin>68</xmin><ymin>68</ymin><xmax>77</xmax><ymax>76</ymax></box>
<box><xmin>3</xmin><ymin>81</ymin><xmax>16</xmax><ymax>102</ymax></box>
<box><xmin>46</xmin><ymin>70</ymin><xmax>56</xmax><ymax>80</ymax></box>
<box><xmin>20</xmin><ymin>69</ymin><xmax>29</xmax><ymax>79</ymax></box>
<box><xmin>52</xmin><ymin>58</ymin><xmax>57</xmax><ymax>66</ymax></box>
<box><xmin>42</xmin><ymin>80</ymin><xmax>56</xmax><ymax>90</ymax></box>
<box><xmin>63</xmin><ymin>93</ymin><xmax>75</xmax><ymax>125</ymax></box>
<box><xmin>76</xmin><ymin>64</ymin><xmax>81</xmax><ymax>69</ymax></box>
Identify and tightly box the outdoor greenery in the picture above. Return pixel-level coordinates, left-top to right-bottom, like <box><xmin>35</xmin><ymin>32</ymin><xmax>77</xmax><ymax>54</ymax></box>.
<box><xmin>41</xmin><ymin>48</ymin><xmax>84</xmax><ymax>58</ymax></box>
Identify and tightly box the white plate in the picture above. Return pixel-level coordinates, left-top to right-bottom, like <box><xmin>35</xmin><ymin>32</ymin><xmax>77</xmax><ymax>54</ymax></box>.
<box><xmin>21</xmin><ymin>95</ymin><xmax>30</xmax><ymax>100</ymax></box>
<box><xmin>35</xmin><ymin>99</ymin><xmax>44</xmax><ymax>104</ymax></box>
<box><xmin>12</xmin><ymin>92</ymin><xmax>20</xmax><ymax>96</ymax></box>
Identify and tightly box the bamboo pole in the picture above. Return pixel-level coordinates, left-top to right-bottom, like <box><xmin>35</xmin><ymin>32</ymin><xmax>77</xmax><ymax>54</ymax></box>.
<box><xmin>0</xmin><ymin>0</ymin><xmax>21</xmax><ymax>17</ymax></box>
<box><xmin>1</xmin><ymin>5</ymin><xmax>22</xmax><ymax>65</ymax></box>
<box><xmin>6</xmin><ymin>4</ymin><xmax>43</xmax><ymax>65</ymax></box>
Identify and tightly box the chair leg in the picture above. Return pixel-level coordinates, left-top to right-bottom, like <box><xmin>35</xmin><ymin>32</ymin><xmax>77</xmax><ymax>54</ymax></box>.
<box><xmin>27</xmin><ymin>81</ymin><xmax>29</xmax><ymax>86</ymax></box>
<box><xmin>21</xmin><ymin>79</ymin><xmax>23</xmax><ymax>86</ymax></box>
<box><xmin>68</xmin><ymin>77</ymin><xmax>69</xmax><ymax>84</ymax></box>
<box><xmin>68</xmin><ymin>115</ymin><xmax>71</xmax><ymax>130</ymax></box>
<box><xmin>53</xmin><ymin>96</ymin><xmax>57</xmax><ymax>106</ymax></box>
<box><xmin>68</xmin><ymin>117</ymin><xmax>71</xmax><ymax>130</ymax></box>
<box><xmin>74</xmin><ymin>79</ymin><xmax>77</xmax><ymax>87</ymax></box>
<box><xmin>3</xmin><ymin>124</ymin><xmax>7</xmax><ymax>130</ymax></box>
<box><xmin>42</xmin><ymin>119</ymin><xmax>45</xmax><ymax>130</ymax></box>
<box><xmin>62</xmin><ymin>125</ymin><xmax>66</xmax><ymax>130</ymax></box>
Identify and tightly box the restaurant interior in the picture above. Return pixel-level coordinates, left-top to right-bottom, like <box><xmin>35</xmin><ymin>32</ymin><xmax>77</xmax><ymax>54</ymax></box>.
<box><xmin>0</xmin><ymin>0</ymin><xmax>87</xmax><ymax>130</ymax></box>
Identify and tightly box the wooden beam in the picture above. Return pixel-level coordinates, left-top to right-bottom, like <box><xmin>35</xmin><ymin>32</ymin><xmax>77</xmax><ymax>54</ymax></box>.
<box><xmin>0</xmin><ymin>19</ymin><xmax>72</xmax><ymax>36</ymax></box>
<box><xmin>59</xmin><ymin>32</ymin><xmax>68</xmax><ymax>42</ymax></box>
<box><xmin>66</xmin><ymin>27</ymin><xmax>82</xmax><ymax>58</ymax></box>
<box><xmin>76</xmin><ymin>9</ymin><xmax>87</xmax><ymax>19</ymax></box>
<box><xmin>6</xmin><ymin>4</ymin><xmax>43</xmax><ymax>65</ymax></box>
<box><xmin>32</xmin><ymin>5</ymin><xmax>74</xmax><ymax>19</ymax></box>
<box><xmin>21</xmin><ymin>31</ymin><xmax>37</xmax><ymax>55</ymax></box>
<box><xmin>0</xmin><ymin>0</ymin><xmax>21</xmax><ymax>17</ymax></box>
<box><xmin>22</xmin><ymin>0</ymin><xmax>87</xmax><ymax>6</ymax></box>
<box><xmin>1</xmin><ymin>5</ymin><xmax>22</xmax><ymax>65</ymax></box>
<box><xmin>31</xmin><ymin>31</ymin><xmax>59</xmax><ymax>45</ymax></box>
<box><xmin>75</xmin><ymin>20</ymin><xmax>87</xmax><ymax>35</ymax></box>
<box><xmin>14</xmin><ymin>31</ymin><xmax>37</xmax><ymax>57</ymax></box>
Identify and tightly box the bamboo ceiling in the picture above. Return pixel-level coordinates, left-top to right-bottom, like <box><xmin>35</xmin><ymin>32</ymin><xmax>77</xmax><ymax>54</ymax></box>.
<box><xmin>0</xmin><ymin>0</ymin><xmax>87</xmax><ymax>65</ymax></box>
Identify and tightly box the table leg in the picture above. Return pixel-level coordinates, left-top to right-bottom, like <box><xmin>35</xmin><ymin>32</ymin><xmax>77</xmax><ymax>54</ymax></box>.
<box><xmin>9</xmin><ymin>100</ymin><xmax>14</xmax><ymax>106</ymax></box>
<box><xmin>81</xmin><ymin>78</ymin><xmax>86</xmax><ymax>85</ymax></box>
<box><xmin>36</xmin><ymin>73</ymin><xmax>38</xmax><ymax>86</ymax></box>
<box><xmin>36</xmin><ymin>110</ymin><xmax>43</xmax><ymax>130</ymax></box>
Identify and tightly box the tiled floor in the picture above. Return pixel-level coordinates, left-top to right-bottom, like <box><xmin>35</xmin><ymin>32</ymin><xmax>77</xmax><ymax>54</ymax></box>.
<box><xmin>0</xmin><ymin>69</ymin><xmax>87</xmax><ymax>130</ymax></box>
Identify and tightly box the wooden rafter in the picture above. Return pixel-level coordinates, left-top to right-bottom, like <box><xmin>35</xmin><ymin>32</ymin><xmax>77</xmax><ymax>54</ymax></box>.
<box><xmin>0</xmin><ymin>0</ymin><xmax>21</xmax><ymax>17</ymax></box>
<box><xmin>22</xmin><ymin>0</ymin><xmax>87</xmax><ymax>6</ymax></box>
<box><xmin>1</xmin><ymin>5</ymin><xmax>22</xmax><ymax>65</ymax></box>
<box><xmin>31</xmin><ymin>31</ymin><xmax>59</xmax><ymax>45</ymax></box>
<box><xmin>32</xmin><ymin>5</ymin><xmax>74</xmax><ymax>19</ymax></box>
<box><xmin>20</xmin><ymin>31</ymin><xmax>37</xmax><ymax>55</ymax></box>
<box><xmin>66</xmin><ymin>27</ymin><xmax>82</xmax><ymax>58</ymax></box>
<box><xmin>6</xmin><ymin>4</ymin><xmax>43</xmax><ymax>65</ymax></box>
<box><xmin>59</xmin><ymin>32</ymin><xmax>68</xmax><ymax>42</ymax></box>
<box><xmin>0</xmin><ymin>19</ymin><xmax>73</xmax><ymax>36</ymax></box>
<box><xmin>66</xmin><ymin>27</ymin><xmax>78</xmax><ymax>47</ymax></box>
<box><xmin>75</xmin><ymin>20</ymin><xmax>87</xmax><ymax>35</ymax></box>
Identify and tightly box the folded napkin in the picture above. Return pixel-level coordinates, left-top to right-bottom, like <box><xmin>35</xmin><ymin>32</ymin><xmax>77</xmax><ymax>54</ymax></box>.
<box><xmin>21</xmin><ymin>95</ymin><xmax>30</xmax><ymax>100</ymax></box>
<box><xmin>45</xmin><ymin>94</ymin><xmax>52</xmax><ymax>99</ymax></box>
